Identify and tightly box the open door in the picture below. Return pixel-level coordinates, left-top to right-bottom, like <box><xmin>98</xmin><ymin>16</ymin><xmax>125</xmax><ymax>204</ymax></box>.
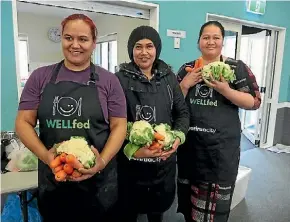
<box><xmin>238</xmin><ymin>29</ymin><xmax>269</xmax><ymax>145</ymax></box>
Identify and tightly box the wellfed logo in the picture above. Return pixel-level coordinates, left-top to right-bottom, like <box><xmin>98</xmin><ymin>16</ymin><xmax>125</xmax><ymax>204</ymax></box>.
<box><xmin>136</xmin><ymin>105</ymin><xmax>156</xmax><ymax>122</ymax></box>
<box><xmin>189</xmin><ymin>126</ymin><xmax>216</xmax><ymax>134</ymax></box>
<box><xmin>195</xmin><ymin>84</ymin><xmax>213</xmax><ymax>98</ymax></box>
<box><xmin>46</xmin><ymin>96</ymin><xmax>90</xmax><ymax>129</ymax></box>
<box><xmin>53</xmin><ymin>96</ymin><xmax>82</xmax><ymax>117</ymax></box>
<box><xmin>190</xmin><ymin>98</ymin><xmax>218</xmax><ymax>107</ymax></box>
<box><xmin>46</xmin><ymin>119</ymin><xmax>90</xmax><ymax>129</ymax></box>
<box><xmin>190</xmin><ymin>84</ymin><xmax>218</xmax><ymax>107</ymax></box>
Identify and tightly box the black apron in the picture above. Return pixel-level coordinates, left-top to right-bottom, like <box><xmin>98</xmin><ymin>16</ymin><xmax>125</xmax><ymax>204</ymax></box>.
<box><xmin>117</xmin><ymin>71</ymin><xmax>176</xmax><ymax>214</ymax></box>
<box><xmin>37</xmin><ymin>61</ymin><xmax>117</xmax><ymax>222</ymax></box>
<box><xmin>178</xmin><ymin>56</ymin><xmax>240</xmax><ymax>184</ymax></box>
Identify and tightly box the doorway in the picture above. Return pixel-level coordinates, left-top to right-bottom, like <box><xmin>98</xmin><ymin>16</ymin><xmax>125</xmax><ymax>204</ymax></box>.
<box><xmin>12</xmin><ymin>0</ymin><xmax>159</xmax><ymax>100</ymax></box>
<box><xmin>206</xmin><ymin>14</ymin><xmax>286</xmax><ymax>148</ymax></box>
<box><xmin>239</xmin><ymin>27</ymin><xmax>271</xmax><ymax>145</ymax></box>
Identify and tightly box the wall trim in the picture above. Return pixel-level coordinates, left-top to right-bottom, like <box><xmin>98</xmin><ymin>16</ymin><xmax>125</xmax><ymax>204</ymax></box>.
<box><xmin>277</xmin><ymin>102</ymin><xmax>290</xmax><ymax>109</ymax></box>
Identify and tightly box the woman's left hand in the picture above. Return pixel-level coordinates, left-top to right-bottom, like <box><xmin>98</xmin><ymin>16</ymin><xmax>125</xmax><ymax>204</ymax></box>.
<box><xmin>160</xmin><ymin>138</ymin><xmax>181</xmax><ymax>161</ymax></box>
<box><xmin>204</xmin><ymin>74</ymin><xmax>230</xmax><ymax>94</ymax></box>
<box><xmin>69</xmin><ymin>146</ymin><xmax>106</xmax><ymax>182</ymax></box>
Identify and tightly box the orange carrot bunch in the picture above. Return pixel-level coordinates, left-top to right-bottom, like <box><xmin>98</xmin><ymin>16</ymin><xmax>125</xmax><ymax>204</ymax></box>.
<box><xmin>49</xmin><ymin>153</ymin><xmax>83</xmax><ymax>182</ymax></box>
<box><xmin>185</xmin><ymin>57</ymin><xmax>203</xmax><ymax>73</ymax></box>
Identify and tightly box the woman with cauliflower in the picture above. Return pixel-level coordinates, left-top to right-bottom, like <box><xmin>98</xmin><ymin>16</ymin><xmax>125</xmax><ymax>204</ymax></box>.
<box><xmin>15</xmin><ymin>14</ymin><xmax>127</xmax><ymax>221</ymax></box>
<box><xmin>176</xmin><ymin>21</ymin><xmax>262</xmax><ymax>222</ymax></box>
<box><xmin>115</xmin><ymin>26</ymin><xmax>189</xmax><ymax>222</ymax></box>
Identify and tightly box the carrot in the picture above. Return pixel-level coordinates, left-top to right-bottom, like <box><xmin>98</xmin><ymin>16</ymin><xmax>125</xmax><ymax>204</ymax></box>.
<box><xmin>194</xmin><ymin>57</ymin><xmax>203</xmax><ymax>69</ymax></box>
<box><xmin>49</xmin><ymin>156</ymin><xmax>61</xmax><ymax>169</ymax></box>
<box><xmin>54</xmin><ymin>164</ymin><xmax>64</xmax><ymax>173</ymax></box>
<box><xmin>65</xmin><ymin>154</ymin><xmax>76</xmax><ymax>164</ymax></box>
<box><xmin>65</xmin><ymin>154</ymin><xmax>83</xmax><ymax>169</ymax></box>
<box><xmin>185</xmin><ymin>57</ymin><xmax>203</xmax><ymax>73</ymax></box>
<box><xmin>55</xmin><ymin>170</ymin><xmax>67</xmax><ymax>182</ymax></box>
<box><xmin>63</xmin><ymin>164</ymin><xmax>74</xmax><ymax>175</ymax></box>
<box><xmin>148</xmin><ymin>141</ymin><xmax>162</xmax><ymax>150</ymax></box>
<box><xmin>154</xmin><ymin>132</ymin><xmax>165</xmax><ymax>141</ymax></box>
<box><xmin>59</xmin><ymin>153</ymin><xmax>67</xmax><ymax>163</ymax></box>
<box><xmin>72</xmin><ymin>170</ymin><xmax>82</xmax><ymax>178</ymax></box>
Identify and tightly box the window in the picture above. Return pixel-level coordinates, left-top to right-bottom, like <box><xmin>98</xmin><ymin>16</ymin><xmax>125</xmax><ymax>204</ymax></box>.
<box><xmin>94</xmin><ymin>38</ymin><xmax>118</xmax><ymax>73</ymax></box>
<box><xmin>18</xmin><ymin>34</ymin><xmax>30</xmax><ymax>88</ymax></box>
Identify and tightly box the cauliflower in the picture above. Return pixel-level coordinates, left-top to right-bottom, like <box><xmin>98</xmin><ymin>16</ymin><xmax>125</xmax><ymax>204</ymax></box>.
<box><xmin>123</xmin><ymin>121</ymin><xmax>186</xmax><ymax>159</ymax></box>
<box><xmin>55</xmin><ymin>137</ymin><xmax>95</xmax><ymax>169</ymax></box>
<box><xmin>124</xmin><ymin>120</ymin><xmax>154</xmax><ymax>159</ymax></box>
<box><xmin>154</xmin><ymin>124</ymin><xmax>176</xmax><ymax>151</ymax></box>
<box><xmin>202</xmin><ymin>61</ymin><xmax>236</xmax><ymax>83</ymax></box>
<box><xmin>128</xmin><ymin>120</ymin><xmax>154</xmax><ymax>146</ymax></box>
<box><xmin>154</xmin><ymin>124</ymin><xmax>186</xmax><ymax>151</ymax></box>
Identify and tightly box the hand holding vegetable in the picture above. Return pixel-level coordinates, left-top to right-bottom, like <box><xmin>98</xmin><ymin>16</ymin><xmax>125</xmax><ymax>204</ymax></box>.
<box><xmin>49</xmin><ymin>137</ymin><xmax>99</xmax><ymax>182</ymax></box>
<box><xmin>160</xmin><ymin>137</ymin><xmax>180</xmax><ymax>161</ymax></box>
<box><xmin>133</xmin><ymin>145</ymin><xmax>162</xmax><ymax>158</ymax></box>
<box><xmin>202</xmin><ymin>61</ymin><xmax>236</xmax><ymax>83</ymax></box>
<box><xmin>69</xmin><ymin>146</ymin><xmax>105</xmax><ymax>182</ymax></box>
<box><xmin>181</xmin><ymin>67</ymin><xmax>203</xmax><ymax>89</ymax></box>
<box><xmin>204</xmin><ymin>73</ymin><xmax>231</xmax><ymax>95</ymax></box>
<box><xmin>123</xmin><ymin>121</ymin><xmax>186</xmax><ymax>160</ymax></box>
<box><xmin>184</xmin><ymin>58</ymin><xmax>236</xmax><ymax>86</ymax></box>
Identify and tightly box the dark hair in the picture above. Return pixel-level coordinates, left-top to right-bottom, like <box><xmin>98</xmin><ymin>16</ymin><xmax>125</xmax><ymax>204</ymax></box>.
<box><xmin>198</xmin><ymin>21</ymin><xmax>225</xmax><ymax>43</ymax></box>
<box><xmin>61</xmin><ymin>14</ymin><xmax>98</xmax><ymax>41</ymax></box>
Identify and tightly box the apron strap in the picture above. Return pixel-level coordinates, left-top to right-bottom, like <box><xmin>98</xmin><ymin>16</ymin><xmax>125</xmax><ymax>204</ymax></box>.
<box><xmin>49</xmin><ymin>60</ymin><xmax>99</xmax><ymax>86</ymax></box>
<box><xmin>50</xmin><ymin>60</ymin><xmax>64</xmax><ymax>83</ymax></box>
<box><xmin>87</xmin><ymin>62</ymin><xmax>99</xmax><ymax>86</ymax></box>
<box><xmin>220</xmin><ymin>55</ymin><xmax>223</xmax><ymax>62</ymax></box>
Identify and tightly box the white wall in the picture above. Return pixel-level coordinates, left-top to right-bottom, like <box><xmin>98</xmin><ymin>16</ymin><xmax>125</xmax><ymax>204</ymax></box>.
<box><xmin>94</xmin><ymin>13</ymin><xmax>149</xmax><ymax>63</ymax></box>
<box><xmin>17</xmin><ymin>12</ymin><xmax>149</xmax><ymax>72</ymax></box>
<box><xmin>17</xmin><ymin>13</ymin><xmax>63</xmax><ymax>71</ymax></box>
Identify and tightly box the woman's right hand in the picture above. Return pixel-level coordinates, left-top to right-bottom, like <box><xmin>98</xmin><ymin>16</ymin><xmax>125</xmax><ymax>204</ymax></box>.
<box><xmin>133</xmin><ymin>145</ymin><xmax>162</xmax><ymax>159</ymax></box>
<box><xmin>180</xmin><ymin>67</ymin><xmax>203</xmax><ymax>89</ymax></box>
<box><xmin>46</xmin><ymin>147</ymin><xmax>56</xmax><ymax>167</ymax></box>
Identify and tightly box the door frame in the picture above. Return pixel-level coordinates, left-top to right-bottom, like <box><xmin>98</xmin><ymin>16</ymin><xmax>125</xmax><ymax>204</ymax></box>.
<box><xmin>12</xmin><ymin>0</ymin><xmax>159</xmax><ymax>100</ymax></box>
<box><xmin>16</xmin><ymin>0</ymin><xmax>159</xmax><ymax>30</ymax></box>
<box><xmin>206</xmin><ymin>13</ymin><xmax>286</xmax><ymax>148</ymax></box>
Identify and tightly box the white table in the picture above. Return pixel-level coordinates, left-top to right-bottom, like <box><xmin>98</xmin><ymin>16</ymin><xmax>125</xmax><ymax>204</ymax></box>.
<box><xmin>1</xmin><ymin>171</ymin><xmax>38</xmax><ymax>222</ymax></box>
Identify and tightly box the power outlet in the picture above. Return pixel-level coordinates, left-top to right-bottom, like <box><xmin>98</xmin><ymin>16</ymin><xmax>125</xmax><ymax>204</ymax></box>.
<box><xmin>174</xmin><ymin>38</ymin><xmax>180</xmax><ymax>49</ymax></box>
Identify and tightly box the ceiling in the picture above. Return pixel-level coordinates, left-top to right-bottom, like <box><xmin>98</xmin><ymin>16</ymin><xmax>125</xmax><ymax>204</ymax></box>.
<box><xmin>16</xmin><ymin>1</ymin><xmax>102</xmax><ymax>20</ymax></box>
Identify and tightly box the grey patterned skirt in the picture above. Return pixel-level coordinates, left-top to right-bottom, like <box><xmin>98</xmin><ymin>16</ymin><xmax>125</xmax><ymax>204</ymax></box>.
<box><xmin>177</xmin><ymin>178</ymin><xmax>235</xmax><ymax>222</ymax></box>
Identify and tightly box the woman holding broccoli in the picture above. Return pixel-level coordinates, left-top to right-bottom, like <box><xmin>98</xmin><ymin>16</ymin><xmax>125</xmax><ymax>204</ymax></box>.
<box><xmin>176</xmin><ymin>21</ymin><xmax>262</xmax><ymax>222</ymax></box>
<box><xmin>115</xmin><ymin>26</ymin><xmax>189</xmax><ymax>222</ymax></box>
<box><xmin>15</xmin><ymin>14</ymin><xmax>127</xmax><ymax>221</ymax></box>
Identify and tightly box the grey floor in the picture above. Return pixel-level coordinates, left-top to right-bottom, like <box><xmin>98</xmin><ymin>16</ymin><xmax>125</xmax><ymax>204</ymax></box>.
<box><xmin>139</xmin><ymin>135</ymin><xmax>290</xmax><ymax>222</ymax></box>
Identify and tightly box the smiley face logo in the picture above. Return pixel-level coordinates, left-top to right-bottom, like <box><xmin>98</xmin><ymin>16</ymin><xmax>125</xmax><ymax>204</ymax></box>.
<box><xmin>53</xmin><ymin>96</ymin><xmax>82</xmax><ymax>117</ymax></box>
<box><xmin>195</xmin><ymin>84</ymin><xmax>213</xmax><ymax>98</ymax></box>
<box><xmin>136</xmin><ymin>105</ymin><xmax>156</xmax><ymax>122</ymax></box>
